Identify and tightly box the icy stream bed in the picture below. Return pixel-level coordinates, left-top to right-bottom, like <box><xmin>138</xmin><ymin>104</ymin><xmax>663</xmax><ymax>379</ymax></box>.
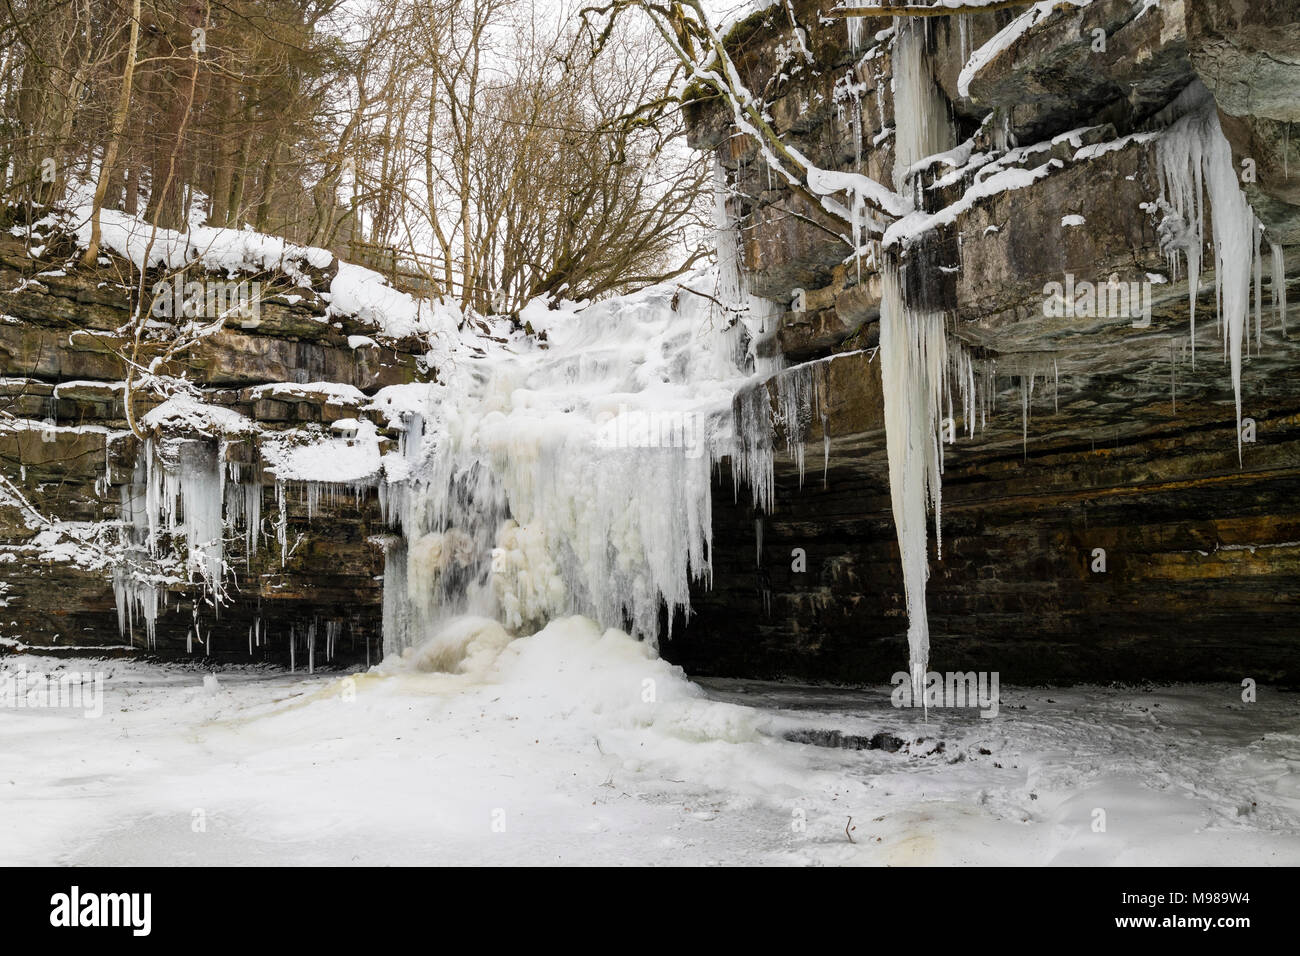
<box><xmin>2</xmin><ymin>619</ymin><xmax>1297</xmax><ymax>866</ymax></box>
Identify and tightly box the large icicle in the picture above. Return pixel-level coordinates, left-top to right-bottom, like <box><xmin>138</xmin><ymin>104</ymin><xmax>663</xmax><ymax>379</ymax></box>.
<box><xmin>1156</xmin><ymin>91</ymin><xmax>1264</xmax><ymax>460</ymax></box>
<box><xmin>879</xmin><ymin>266</ymin><xmax>948</xmax><ymax>697</ymax></box>
<box><xmin>713</xmin><ymin>160</ymin><xmax>746</xmax><ymax>303</ymax></box>
<box><xmin>877</xmin><ymin>16</ymin><xmax>956</xmax><ymax>692</ymax></box>
<box><xmin>891</xmin><ymin>17</ymin><xmax>953</xmax><ymax>195</ymax></box>
<box><xmin>177</xmin><ymin>442</ymin><xmax>226</xmax><ymax>591</ymax></box>
<box><xmin>1272</xmin><ymin>243</ymin><xmax>1289</xmax><ymax>335</ymax></box>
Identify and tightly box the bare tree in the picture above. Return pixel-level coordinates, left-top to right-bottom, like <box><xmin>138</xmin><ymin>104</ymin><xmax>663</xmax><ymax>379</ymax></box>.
<box><xmin>81</xmin><ymin>0</ymin><xmax>141</xmax><ymax>265</ymax></box>
<box><xmin>351</xmin><ymin>0</ymin><xmax>709</xmax><ymax>311</ymax></box>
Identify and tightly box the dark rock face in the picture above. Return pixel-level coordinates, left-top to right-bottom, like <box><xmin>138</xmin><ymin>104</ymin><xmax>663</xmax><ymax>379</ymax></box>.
<box><xmin>963</xmin><ymin>0</ymin><xmax>1193</xmax><ymax>145</ymax></box>
<box><xmin>1186</xmin><ymin>0</ymin><xmax>1300</xmax><ymax>243</ymax></box>
<box><xmin>668</xmin><ymin>0</ymin><xmax>1300</xmax><ymax>685</ymax></box>
<box><xmin>1186</xmin><ymin>0</ymin><xmax>1300</xmax><ymax>121</ymax></box>
<box><xmin>0</xmin><ymin>233</ymin><xmax>425</xmax><ymax>666</ymax></box>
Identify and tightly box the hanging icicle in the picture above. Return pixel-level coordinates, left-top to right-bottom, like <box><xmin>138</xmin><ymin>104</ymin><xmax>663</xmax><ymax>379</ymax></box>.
<box><xmin>1156</xmin><ymin>90</ymin><xmax>1264</xmax><ymax>462</ymax></box>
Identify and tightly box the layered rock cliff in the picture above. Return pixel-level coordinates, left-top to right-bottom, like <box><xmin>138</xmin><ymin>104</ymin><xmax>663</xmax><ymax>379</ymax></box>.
<box><xmin>666</xmin><ymin>0</ymin><xmax>1300</xmax><ymax>684</ymax></box>
<box><xmin>3</xmin><ymin>0</ymin><xmax>1298</xmax><ymax>687</ymax></box>
<box><xmin>0</xmin><ymin>211</ymin><xmax>431</xmax><ymax>665</ymax></box>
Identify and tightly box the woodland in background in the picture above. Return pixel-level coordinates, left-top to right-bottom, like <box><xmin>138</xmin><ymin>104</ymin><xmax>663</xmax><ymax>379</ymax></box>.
<box><xmin>0</xmin><ymin>0</ymin><xmax>709</xmax><ymax>311</ymax></box>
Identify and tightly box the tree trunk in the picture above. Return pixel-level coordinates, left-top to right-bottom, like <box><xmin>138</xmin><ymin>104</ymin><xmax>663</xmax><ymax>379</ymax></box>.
<box><xmin>81</xmin><ymin>0</ymin><xmax>142</xmax><ymax>268</ymax></box>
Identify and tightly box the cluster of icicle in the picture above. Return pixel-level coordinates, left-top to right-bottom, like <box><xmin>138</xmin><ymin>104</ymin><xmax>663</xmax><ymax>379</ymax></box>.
<box><xmin>111</xmin><ymin>436</ymin><xmax>369</xmax><ymax>658</ymax></box>
<box><xmin>1155</xmin><ymin>85</ymin><xmax>1290</xmax><ymax>461</ymax></box>
<box><xmin>284</xmin><ymin>618</ymin><xmax>345</xmax><ymax>673</ymax></box>
<box><xmin>112</xmin><ymin>438</ymin><xmax>261</xmax><ymax>648</ymax></box>
<box><xmin>729</xmin><ymin>359</ymin><xmax>828</xmax><ymax>516</ymax></box>
<box><xmin>820</xmin><ymin>25</ymin><xmax>1291</xmax><ymax>692</ymax></box>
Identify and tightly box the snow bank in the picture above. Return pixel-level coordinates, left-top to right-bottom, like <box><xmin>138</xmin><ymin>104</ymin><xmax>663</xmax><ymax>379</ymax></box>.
<box><xmin>71</xmin><ymin>206</ymin><xmax>330</xmax><ymax>284</ymax></box>
<box><xmin>385</xmin><ymin>614</ymin><xmax>766</xmax><ymax>746</ymax></box>
<box><xmin>60</xmin><ymin>201</ymin><xmax>455</xmax><ymax>343</ymax></box>
<box><xmin>248</xmin><ymin>382</ymin><xmax>367</xmax><ymax>405</ymax></box>
<box><xmin>326</xmin><ymin>261</ymin><xmax>461</xmax><ymax>341</ymax></box>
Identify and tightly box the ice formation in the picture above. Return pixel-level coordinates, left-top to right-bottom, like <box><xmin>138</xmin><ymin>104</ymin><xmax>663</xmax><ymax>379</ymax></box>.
<box><xmin>1273</xmin><ymin>243</ymin><xmax>1289</xmax><ymax>335</ymax></box>
<box><xmin>891</xmin><ymin>18</ymin><xmax>953</xmax><ymax>195</ymax></box>
<box><xmin>878</xmin><ymin>266</ymin><xmax>948</xmax><ymax>695</ymax></box>
<box><xmin>729</xmin><ymin>359</ymin><xmax>825</xmax><ymax>514</ymax></box>
<box><xmin>360</xmin><ymin>158</ymin><xmax>813</xmax><ymax>660</ymax></box>
<box><xmin>846</xmin><ymin>17</ymin><xmax>864</xmax><ymax>53</ymax></box>
<box><xmin>1156</xmin><ymin>88</ymin><xmax>1269</xmax><ymax>459</ymax></box>
<box><xmin>876</xmin><ymin>19</ymin><xmax>958</xmax><ymax>692</ymax></box>
<box><xmin>376</xmin><ymin>250</ymin><xmax>777</xmax><ymax>657</ymax></box>
<box><xmin>113</xmin><ymin>438</ymin><xmax>263</xmax><ymax>647</ymax></box>
<box><xmin>712</xmin><ymin>161</ymin><xmax>747</xmax><ymax>304</ymax></box>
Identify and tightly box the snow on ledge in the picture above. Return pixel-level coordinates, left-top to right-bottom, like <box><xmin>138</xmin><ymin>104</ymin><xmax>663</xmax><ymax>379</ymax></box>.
<box><xmin>249</xmin><ymin>382</ymin><xmax>368</xmax><ymax>405</ymax></box>
<box><xmin>141</xmin><ymin>394</ymin><xmax>254</xmax><ymax>437</ymax></box>
<box><xmin>259</xmin><ymin>419</ymin><xmax>383</xmax><ymax>484</ymax></box>
<box><xmin>57</xmin><ymin>201</ymin><xmax>460</xmax><ymax>344</ymax></box>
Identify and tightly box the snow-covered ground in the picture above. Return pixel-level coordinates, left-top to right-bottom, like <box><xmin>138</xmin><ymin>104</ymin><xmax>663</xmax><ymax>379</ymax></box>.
<box><xmin>2</xmin><ymin>616</ymin><xmax>1297</xmax><ymax>866</ymax></box>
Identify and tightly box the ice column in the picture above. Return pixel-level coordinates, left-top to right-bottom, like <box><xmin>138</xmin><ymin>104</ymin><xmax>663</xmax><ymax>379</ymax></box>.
<box><xmin>879</xmin><ymin>266</ymin><xmax>948</xmax><ymax>696</ymax></box>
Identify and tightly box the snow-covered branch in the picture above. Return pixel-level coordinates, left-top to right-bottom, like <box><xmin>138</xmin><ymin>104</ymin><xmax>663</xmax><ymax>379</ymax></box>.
<box><xmin>579</xmin><ymin>0</ymin><xmax>907</xmax><ymax>245</ymax></box>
